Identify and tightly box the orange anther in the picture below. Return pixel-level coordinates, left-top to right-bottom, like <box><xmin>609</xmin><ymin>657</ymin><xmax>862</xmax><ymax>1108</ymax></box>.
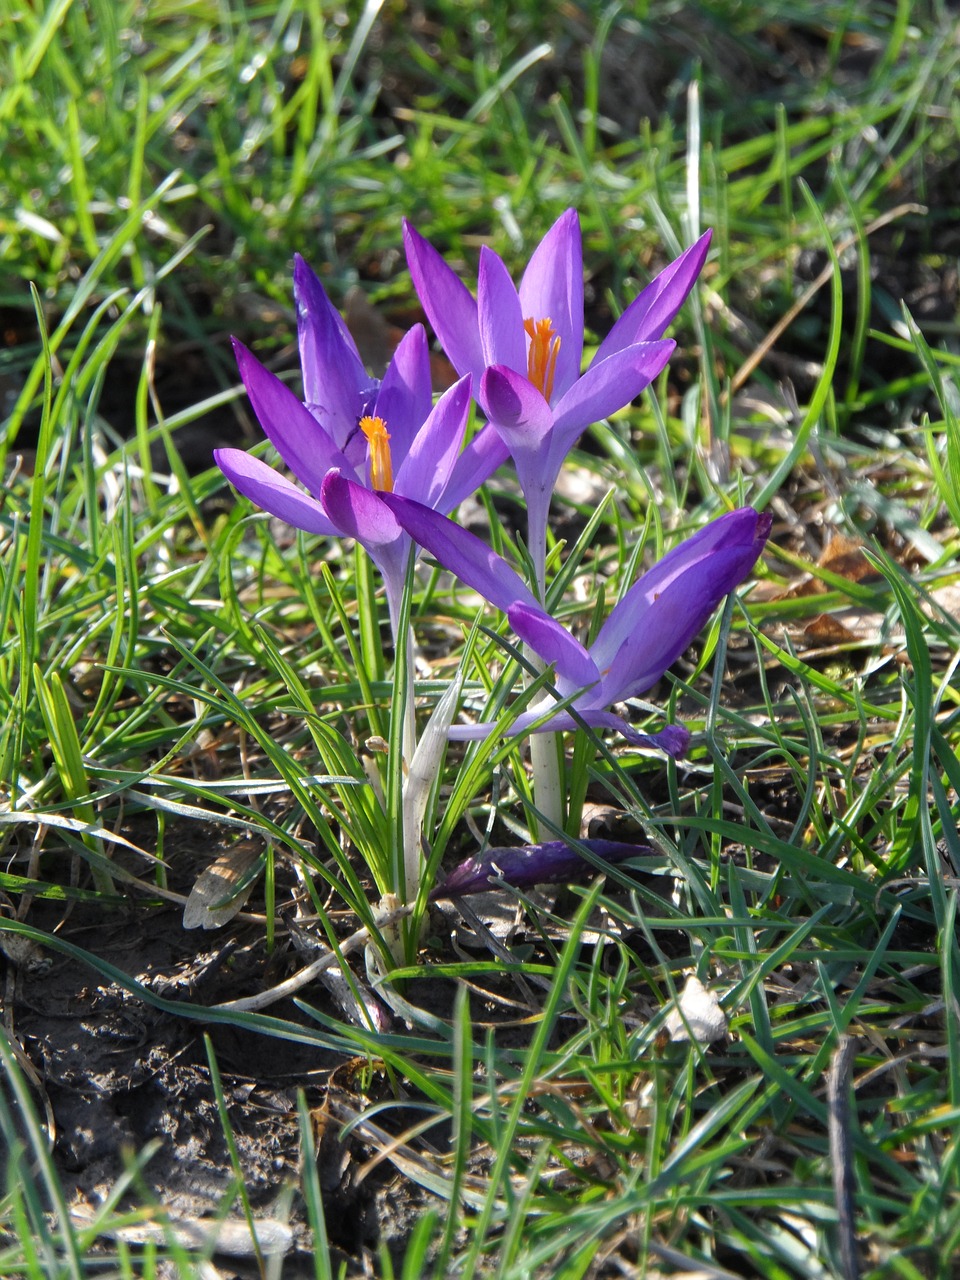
<box><xmin>359</xmin><ymin>415</ymin><xmax>393</xmax><ymax>492</ymax></box>
<box><xmin>524</xmin><ymin>317</ymin><xmax>561</xmax><ymax>401</ymax></box>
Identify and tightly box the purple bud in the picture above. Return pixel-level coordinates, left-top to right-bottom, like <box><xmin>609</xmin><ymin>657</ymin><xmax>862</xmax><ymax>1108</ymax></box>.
<box><xmin>430</xmin><ymin>839</ymin><xmax>648</xmax><ymax>899</ymax></box>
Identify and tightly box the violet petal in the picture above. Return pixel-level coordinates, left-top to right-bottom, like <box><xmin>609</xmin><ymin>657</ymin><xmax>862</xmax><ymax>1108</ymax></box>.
<box><xmin>507</xmin><ymin>602</ymin><xmax>601</xmax><ymax>691</ymax></box>
<box><xmin>480</xmin><ymin>365</ymin><xmax>554</xmax><ymax>440</ymax></box>
<box><xmin>550</xmin><ymin>340</ymin><xmax>675</xmax><ymax>442</ymax></box>
<box><xmin>403</xmin><ymin>219</ymin><xmax>486</xmax><ymax>384</ymax></box>
<box><xmin>215</xmin><ymin>448</ymin><xmax>337</xmax><ymax>536</ymax></box>
<box><xmin>445</xmin><ymin>705</ymin><xmax>688</xmax><ymax>756</ymax></box>
<box><xmin>431</xmin><ymin>838</ymin><xmax>647</xmax><ymax>898</ymax></box>
<box><xmin>319</xmin><ymin>469</ymin><xmax>404</xmax><ymax>549</ymax></box>
<box><xmin>517</xmin><ymin>209</ymin><xmax>584</xmax><ymax>401</ymax></box>
<box><xmin>593</xmin><ymin>230</ymin><xmax>712</xmax><ymax>363</ymax></box>
<box><xmin>622</xmin><ymin>721</ymin><xmax>692</xmax><ymax>756</ymax></box>
<box><xmin>380</xmin><ymin>493</ymin><xmax>539</xmax><ymax>615</ymax></box>
<box><xmin>293</xmin><ymin>255</ymin><xmax>374</xmax><ymax>445</ymax></box>
<box><xmin>231</xmin><ymin>340</ymin><xmax>351</xmax><ymax>494</ymax></box>
<box><xmin>371</xmin><ymin>324</ymin><xmax>433</xmax><ymax>465</ymax></box>
<box><xmin>591</xmin><ymin>508</ymin><xmax>771</xmax><ymax>683</ymax></box>
<box><xmin>477</xmin><ymin>246</ymin><xmax>526</xmax><ymax>373</ymax></box>
<box><xmin>394</xmin><ymin>375</ymin><xmax>472</xmax><ymax>508</ymax></box>
<box><xmin>440</xmin><ymin>423</ymin><xmax>511</xmax><ymax>512</ymax></box>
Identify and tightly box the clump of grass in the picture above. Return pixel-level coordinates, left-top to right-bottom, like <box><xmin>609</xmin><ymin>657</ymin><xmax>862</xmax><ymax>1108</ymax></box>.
<box><xmin>2</xmin><ymin>0</ymin><xmax>960</xmax><ymax>1275</ymax></box>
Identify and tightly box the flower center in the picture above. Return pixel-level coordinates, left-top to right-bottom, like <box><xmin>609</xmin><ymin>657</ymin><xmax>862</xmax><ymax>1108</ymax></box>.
<box><xmin>524</xmin><ymin>317</ymin><xmax>561</xmax><ymax>400</ymax></box>
<box><xmin>359</xmin><ymin>415</ymin><xmax>393</xmax><ymax>492</ymax></box>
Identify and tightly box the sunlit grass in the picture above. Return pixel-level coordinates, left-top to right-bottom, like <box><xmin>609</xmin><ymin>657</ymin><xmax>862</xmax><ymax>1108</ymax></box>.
<box><xmin>2</xmin><ymin>0</ymin><xmax>960</xmax><ymax>1275</ymax></box>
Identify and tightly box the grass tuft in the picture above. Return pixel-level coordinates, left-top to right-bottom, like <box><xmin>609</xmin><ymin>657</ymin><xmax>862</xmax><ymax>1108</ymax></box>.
<box><xmin>2</xmin><ymin>0</ymin><xmax>960</xmax><ymax>1275</ymax></box>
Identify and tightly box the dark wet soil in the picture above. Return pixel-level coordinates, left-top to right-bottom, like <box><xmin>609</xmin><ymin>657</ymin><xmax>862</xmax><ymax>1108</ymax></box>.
<box><xmin>2</xmin><ymin>846</ymin><xmax>467</xmax><ymax>1277</ymax></box>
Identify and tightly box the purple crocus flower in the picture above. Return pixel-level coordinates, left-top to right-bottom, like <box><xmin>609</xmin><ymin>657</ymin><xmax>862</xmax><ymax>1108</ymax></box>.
<box><xmin>429</xmin><ymin>839</ymin><xmax>648</xmax><ymax>899</ymax></box>
<box><xmin>372</xmin><ymin>492</ymin><xmax>771</xmax><ymax>754</ymax></box>
<box><xmin>404</xmin><ymin>211</ymin><xmax>712</xmax><ymax>589</ymax></box>
<box><xmin>215</xmin><ymin>256</ymin><xmax>509</xmax><ymax>633</ymax></box>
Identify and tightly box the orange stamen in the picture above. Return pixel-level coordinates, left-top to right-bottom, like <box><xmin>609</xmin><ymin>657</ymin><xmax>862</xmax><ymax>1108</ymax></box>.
<box><xmin>524</xmin><ymin>316</ymin><xmax>561</xmax><ymax>401</ymax></box>
<box><xmin>359</xmin><ymin>415</ymin><xmax>393</xmax><ymax>492</ymax></box>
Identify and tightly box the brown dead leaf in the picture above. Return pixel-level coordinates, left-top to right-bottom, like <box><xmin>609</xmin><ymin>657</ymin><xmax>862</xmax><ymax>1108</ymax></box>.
<box><xmin>182</xmin><ymin>840</ymin><xmax>263</xmax><ymax>930</ymax></box>
<box><xmin>344</xmin><ymin>287</ymin><xmax>457</xmax><ymax>390</ymax></box>
<box><xmin>777</xmin><ymin>533</ymin><xmax>877</xmax><ymax>601</ymax></box>
<box><xmin>803</xmin><ymin>613</ymin><xmax>859</xmax><ymax>646</ymax></box>
<box><xmin>819</xmin><ymin>533</ymin><xmax>874</xmax><ymax>582</ymax></box>
<box><xmin>930</xmin><ymin>581</ymin><xmax>960</xmax><ymax>623</ymax></box>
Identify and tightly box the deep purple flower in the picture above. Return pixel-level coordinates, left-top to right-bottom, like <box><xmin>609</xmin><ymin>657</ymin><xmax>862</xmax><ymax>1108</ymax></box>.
<box><xmin>404</xmin><ymin>212</ymin><xmax>712</xmax><ymax>587</ymax></box>
<box><xmin>215</xmin><ymin>256</ymin><xmax>509</xmax><ymax>630</ymax></box>
<box><xmin>429</xmin><ymin>839</ymin><xmax>648</xmax><ymax>899</ymax></box>
<box><xmin>378</xmin><ymin>494</ymin><xmax>771</xmax><ymax>754</ymax></box>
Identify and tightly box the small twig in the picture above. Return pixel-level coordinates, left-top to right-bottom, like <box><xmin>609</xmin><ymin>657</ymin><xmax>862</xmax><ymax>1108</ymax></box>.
<box><xmin>828</xmin><ymin>1034</ymin><xmax>861</xmax><ymax>1280</ymax></box>
<box><xmin>645</xmin><ymin>1238</ymin><xmax>745</xmax><ymax>1280</ymax></box>
<box><xmin>210</xmin><ymin>901</ymin><xmax>413</xmax><ymax>1013</ymax></box>
<box><xmin>724</xmin><ymin>202</ymin><xmax>925</xmax><ymax>399</ymax></box>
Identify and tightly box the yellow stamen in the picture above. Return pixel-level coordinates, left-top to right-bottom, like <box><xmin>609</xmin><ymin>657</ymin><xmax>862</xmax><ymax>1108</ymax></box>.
<box><xmin>359</xmin><ymin>415</ymin><xmax>393</xmax><ymax>492</ymax></box>
<box><xmin>524</xmin><ymin>316</ymin><xmax>561</xmax><ymax>400</ymax></box>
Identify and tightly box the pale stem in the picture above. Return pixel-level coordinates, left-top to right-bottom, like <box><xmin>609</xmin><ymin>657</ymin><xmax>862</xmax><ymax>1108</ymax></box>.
<box><xmin>526</xmin><ymin>651</ymin><xmax>564</xmax><ymax>838</ymax></box>
<box><xmin>531</xmin><ymin>540</ymin><xmax>547</xmax><ymax>607</ymax></box>
<box><xmin>385</xmin><ymin>577</ymin><xmax>420</xmax><ymax>901</ymax></box>
<box><xmin>384</xmin><ymin>577</ymin><xmax>418</xmax><ymax>770</ymax></box>
<box><xmin>529</xmin><ymin>506</ymin><xmax>548</xmax><ymax>607</ymax></box>
<box><xmin>526</xmin><ymin>520</ymin><xmax>563</xmax><ymax>837</ymax></box>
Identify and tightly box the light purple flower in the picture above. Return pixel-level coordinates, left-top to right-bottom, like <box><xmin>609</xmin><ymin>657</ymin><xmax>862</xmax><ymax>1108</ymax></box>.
<box><xmin>377</xmin><ymin>494</ymin><xmax>771</xmax><ymax>754</ymax></box>
<box><xmin>404</xmin><ymin>212</ymin><xmax>712</xmax><ymax>587</ymax></box>
<box><xmin>215</xmin><ymin>256</ymin><xmax>509</xmax><ymax>630</ymax></box>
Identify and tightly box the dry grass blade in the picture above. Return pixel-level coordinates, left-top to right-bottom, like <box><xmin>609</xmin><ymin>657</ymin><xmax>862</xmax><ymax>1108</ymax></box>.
<box><xmin>828</xmin><ymin>1034</ymin><xmax>861</xmax><ymax>1280</ymax></box>
<box><xmin>69</xmin><ymin>1205</ymin><xmax>296</xmax><ymax>1258</ymax></box>
<box><xmin>210</xmin><ymin>900</ymin><xmax>414</xmax><ymax>1013</ymax></box>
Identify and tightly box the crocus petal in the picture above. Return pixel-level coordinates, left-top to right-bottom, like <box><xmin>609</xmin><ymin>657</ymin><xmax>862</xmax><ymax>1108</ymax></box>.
<box><xmin>518</xmin><ymin>208</ymin><xmax>584</xmax><ymax>401</ymax></box>
<box><xmin>379</xmin><ymin>493</ymin><xmax>538</xmax><ymax>615</ymax></box>
<box><xmin>446</xmin><ymin>720</ymin><xmax>500</xmax><ymax>741</ymax></box>
<box><xmin>550</xmin><ymin>339</ymin><xmax>675</xmax><ymax>446</ymax></box>
<box><xmin>430</xmin><ymin>838</ymin><xmax>645</xmax><ymax>899</ymax></box>
<box><xmin>592</xmin><ymin>508</ymin><xmax>769</xmax><ymax>671</ymax></box>
<box><xmin>215</xmin><ymin>448</ymin><xmax>337</xmax><ymax>536</ymax></box>
<box><xmin>320</xmin><ymin>469</ymin><xmax>404</xmax><ymax>549</ymax></box>
<box><xmin>293</xmin><ymin>255</ymin><xmax>374</xmax><ymax>445</ymax></box>
<box><xmin>507</xmin><ymin>602</ymin><xmax>600</xmax><ymax>691</ymax></box>
<box><xmin>232</xmin><ymin>340</ymin><xmax>354</xmax><ymax>494</ymax></box>
<box><xmin>371</xmin><ymin>324</ymin><xmax>433</xmax><ymax>465</ymax></box>
<box><xmin>480</xmin><ymin>365</ymin><xmax>554</xmax><ymax>447</ymax></box>
<box><xmin>593</xmin><ymin>230</ymin><xmax>712</xmax><ymax>364</ymax></box>
<box><xmin>591</xmin><ymin>509</ymin><xmax>771</xmax><ymax>698</ymax></box>
<box><xmin>447</xmin><ymin>707</ymin><xmax>688</xmax><ymax>757</ymax></box>
<box><xmin>403</xmin><ymin>219</ymin><xmax>486</xmax><ymax>385</ymax></box>
<box><xmin>622</xmin><ymin>721</ymin><xmax>691</xmax><ymax>756</ymax></box>
<box><xmin>394</xmin><ymin>375</ymin><xmax>472</xmax><ymax>508</ymax></box>
<box><xmin>477</xmin><ymin>246</ymin><xmax>526</xmax><ymax>374</ymax></box>
<box><xmin>440</xmin><ymin>423</ymin><xmax>510</xmax><ymax>512</ymax></box>
<box><xmin>523</xmin><ymin>711</ymin><xmax>690</xmax><ymax>756</ymax></box>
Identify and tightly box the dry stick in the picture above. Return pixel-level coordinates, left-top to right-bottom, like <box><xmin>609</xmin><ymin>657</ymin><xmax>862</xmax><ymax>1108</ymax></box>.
<box><xmin>722</xmin><ymin>202</ymin><xmax>925</xmax><ymax>400</ymax></box>
<box><xmin>828</xmin><ymin>1033</ymin><xmax>861</xmax><ymax>1280</ymax></box>
<box><xmin>210</xmin><ymin>900</ymin><xmax>414</xmax><ymax>1014</ymax></box>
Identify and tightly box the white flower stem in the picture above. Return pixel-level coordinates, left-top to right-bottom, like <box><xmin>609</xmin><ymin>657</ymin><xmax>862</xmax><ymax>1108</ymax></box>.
<box><xmin>527</xmin><ymin>530</ymin><xmax>563</xmax><ymax>837</ymax></box>
<box><xmin>386</xmin><ymin>579</ymin><xmax>420</xmax><ymax>901</ymax></box>
<box><xmin>529</xmin><ymin>728</ymin><xmax>564</xmax><ymax>837</ymax></box>
<box><xmin>399</xmin><ymin>623</ymin><xmax>418</xmax><ymax>775</ymax></box>
<box><xmin>399</xmin><ymin>628</ymin><xmax>420</xmax><ymax>902</ymax></box>
<box><xmin>384</xmin><ymin>579</ymin><xmax>417</xmax><ymax>766</ymax></box>
<box><xmin>525</xmin><ymin>650</ymin><xmax>564</xmax><ymax>838</ymax></box>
